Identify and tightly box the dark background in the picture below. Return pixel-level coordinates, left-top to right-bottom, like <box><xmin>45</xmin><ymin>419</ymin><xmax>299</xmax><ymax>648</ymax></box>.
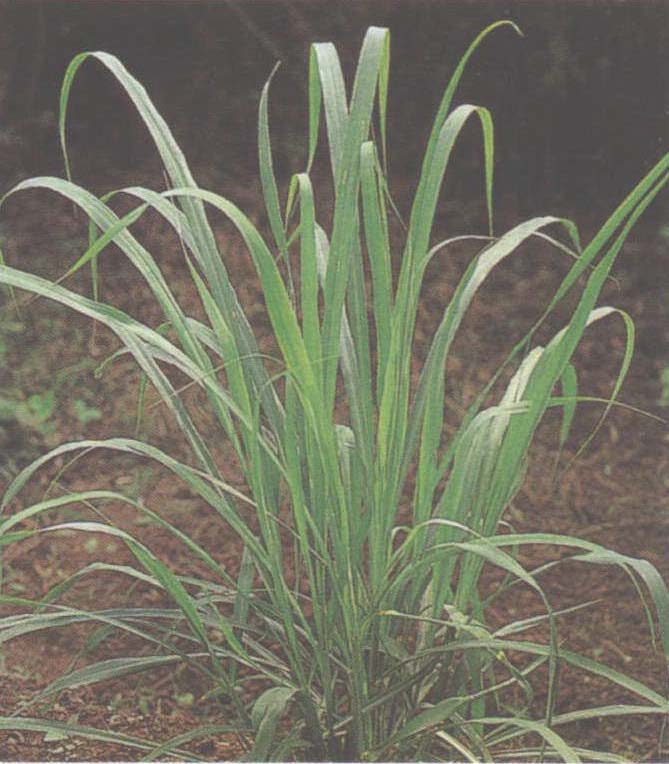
<box><xmin>1</xmin><ymin>0</ymin><xmax>669</xmax><ymax>222</ymax></box>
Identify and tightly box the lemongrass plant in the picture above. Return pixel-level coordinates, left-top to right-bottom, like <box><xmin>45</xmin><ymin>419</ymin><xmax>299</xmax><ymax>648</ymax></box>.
<box><xmin>0</xmin><ymin>22</ymin><xmax>668</xmax><ymax>762</ymax></box>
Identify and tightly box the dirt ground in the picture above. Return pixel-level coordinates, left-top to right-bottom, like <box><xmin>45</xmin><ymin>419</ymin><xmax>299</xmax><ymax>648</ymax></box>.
<box><xmin>0</xmin><ymin>183</ymin><xmax>668</xmax><ymax>761</ymax></box>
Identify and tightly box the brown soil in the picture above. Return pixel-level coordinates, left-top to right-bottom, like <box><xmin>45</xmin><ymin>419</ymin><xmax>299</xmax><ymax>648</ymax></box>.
<box><xmin>0</xmin><ymin>186</ymin><xmax>668</xmax><ymax>761</ymax></box>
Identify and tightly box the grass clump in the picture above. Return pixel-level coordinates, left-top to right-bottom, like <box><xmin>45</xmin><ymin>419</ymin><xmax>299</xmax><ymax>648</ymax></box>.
<box><xmin>1</xmin><ymin>22</ymin><xmax>669</xmax><ymax>762</ymax></box>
